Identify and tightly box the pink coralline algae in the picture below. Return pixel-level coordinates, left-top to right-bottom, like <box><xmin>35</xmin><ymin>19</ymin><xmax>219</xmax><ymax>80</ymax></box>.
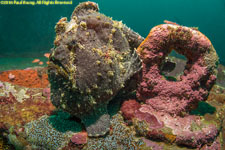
<box><xmin>132</xmin><ymin>23</ymin><xmax>221</xmax><ymax>148</ymax></box>
<box><xmin>134</xmin><ymin>109</ymin><xmax>164</xmax><ymax>129</ymax></box>
<box><xmin>134</xmin><ymin>104</ymin><xmax>220</xmax><ymax>148</ymax></box>
<box><xmin>120</xmin><ymin>100</ymin><xmax>164</xmax><ymax>129</ymax></box>
<box><xmin>175</xmin><ymin>124</ymin><xmax>219</xmax><ymax>147</ymax></box>
<box><xmin>120</xmin><ymin>99</ymin><xmax>141</xmax><ymax>120</ymax></box>
<box><xmin>137</xmin><ymin>23</ymin><xmax>219</xmax><ymax>115</ymax></box>
<box><xmin>141</xmin><ymin>138</ymin><xmax>163</xmax><ymax>150</ymax></box>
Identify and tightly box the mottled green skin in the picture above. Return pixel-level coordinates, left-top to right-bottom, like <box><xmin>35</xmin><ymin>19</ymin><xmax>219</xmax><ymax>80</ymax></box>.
<box><xmin>48</xmin><ymin>2</ymin><xmax>143</xmax><ymax>137</ymax></box>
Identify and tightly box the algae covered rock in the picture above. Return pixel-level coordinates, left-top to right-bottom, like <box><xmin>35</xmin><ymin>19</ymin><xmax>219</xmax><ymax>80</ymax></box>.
<box><xmin>48</xmin><ymin>1</ymin><xmax>143</xmax><ymax>137</ymax></box>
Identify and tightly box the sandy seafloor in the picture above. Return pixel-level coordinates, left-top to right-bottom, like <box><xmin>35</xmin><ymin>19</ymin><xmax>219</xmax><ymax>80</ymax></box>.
<box><xmin>0</xmin><ymin>56</ymin><xmax>224</xmax><ymax>150</ymax></box>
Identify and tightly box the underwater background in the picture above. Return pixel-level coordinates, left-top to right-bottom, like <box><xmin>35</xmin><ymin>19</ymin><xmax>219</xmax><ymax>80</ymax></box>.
<box><xmin>0</xmin><ymin>0</ymin><xmax>225</xmax><ymax>71</ymax></box>
<box><xmin>0</xmin><ymin>0</ymin><xmax>225</xmax><ymax>150</ymax></box>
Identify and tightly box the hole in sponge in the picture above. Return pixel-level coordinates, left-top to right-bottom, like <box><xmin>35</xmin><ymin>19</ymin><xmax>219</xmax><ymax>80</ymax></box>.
<box><xmin>161</xmin><ymin>50</ymin><xmax>187</xmax><ymax>81</ymax></box>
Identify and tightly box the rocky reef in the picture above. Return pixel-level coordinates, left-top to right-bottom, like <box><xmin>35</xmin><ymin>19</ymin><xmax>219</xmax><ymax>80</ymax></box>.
<box><xmin>121</xmin><ymin>23</ymin><xmax>222</xmax><ymax>148</ymax></box>
<box><xmin>0</xmin><ymin>67</ymin><xmax>224</xmax><ymax>150</ymax></box>
<box><xmin>0</xmin><ymin>68</ymin><xmax>55</xmax><ymax>149</ymax></box>
<box><xmin>48</xmin><ymin>1</ymin><xmax>143</xmax><ymax>137</ymax></box>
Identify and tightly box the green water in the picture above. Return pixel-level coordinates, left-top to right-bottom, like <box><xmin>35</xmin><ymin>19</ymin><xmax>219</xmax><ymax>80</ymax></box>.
<box><xmin>0</xmin><ymin>57</ymin><xmax>48</xmax><ymax>71</ymax></box>
<box><xmin>0</xmin><ymin>0</ymin><xmax>225</xmax><ymax>70</ymax></box>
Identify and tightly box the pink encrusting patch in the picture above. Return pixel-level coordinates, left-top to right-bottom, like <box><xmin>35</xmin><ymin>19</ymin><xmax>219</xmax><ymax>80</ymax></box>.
<box><xmin>120</xmin><ymin>99</ymin><xmax>141</xmax><ymax>120</ymax></box>
<box><xmin>175</xmin><ymin>124</ymin><xmax>219</xmax><ymax>148</ymax></box>
<box><xmin>133</xmin><ymin>103</ymin><xmax>220</xmax><ymax>148</ymax></box>
<box><xmin>71</xmin><ymin>132</ymin><xmax>88</xmax><ymax>145</ymax></box>
<box><xmin>135</xmin><ymin>109</ymin><xmax>164</xmax><ymax>129</ymax></box>
<box><xmin>137</xmin><ymin>24</ymin><xmax>219</xmax><ymax>115</ymax></box>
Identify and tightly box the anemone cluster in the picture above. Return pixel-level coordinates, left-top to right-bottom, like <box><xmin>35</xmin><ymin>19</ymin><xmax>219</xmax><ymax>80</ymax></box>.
<box><xmin>24</xmin><ymin>115</ymin><xmax>74</xmax><ymax>150</ymax></box>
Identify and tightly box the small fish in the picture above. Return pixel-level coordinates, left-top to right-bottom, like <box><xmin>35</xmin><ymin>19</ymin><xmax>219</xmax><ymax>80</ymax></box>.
<box><xmin>44</xmin><ymin>53</ymin><xmax>50</xmax><ymax>58</ymax></box>
<box><xmin>39</xmin><ymin>61</ymin><xmax>43</xmax><ymax>65</ymax></box>
<box><xmin>164</xmin><ymin>20</ymin><xmax>179</xmax><ymax>25</ymax></box>
<box><xmin>32</xmin><ymin>59</ymin><xmax>40</xmax><ymax>63</ymax></box>
<box><xmin>46</xmin><ymin>61</ymin><xmax>49</xmax><ymax>65</ymax></box>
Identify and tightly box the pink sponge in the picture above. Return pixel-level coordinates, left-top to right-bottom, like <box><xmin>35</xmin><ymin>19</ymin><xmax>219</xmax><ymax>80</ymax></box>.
<box><xmin>120</xmin><ymin>99</ymin><xmax>141</xmax><ymax>120</ymax></box>
<box><xmin>136</xmin><ymin>24</ymin><xmax>219</xmax><ymax>115</ymax></box>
